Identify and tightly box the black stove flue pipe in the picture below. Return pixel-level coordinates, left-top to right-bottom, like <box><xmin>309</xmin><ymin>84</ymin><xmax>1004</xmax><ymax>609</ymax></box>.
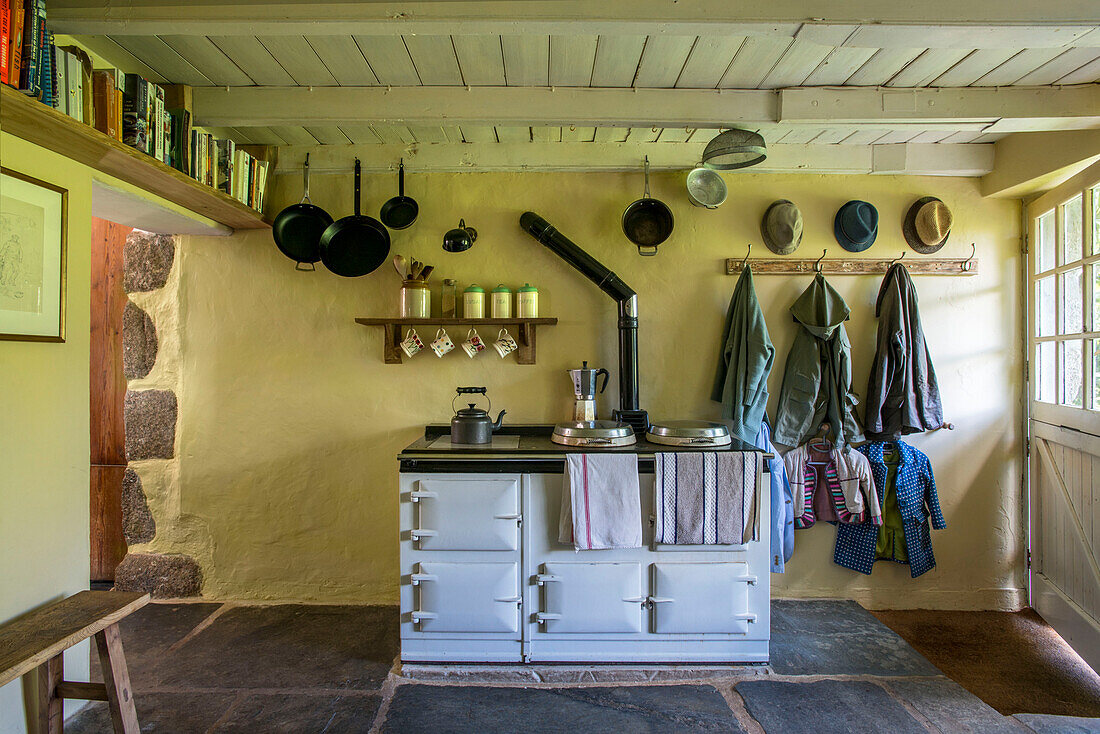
<box><xmin>520</xmin><ymin>212</ymin><xmax>648</xmax><ymax>431</ymax></box>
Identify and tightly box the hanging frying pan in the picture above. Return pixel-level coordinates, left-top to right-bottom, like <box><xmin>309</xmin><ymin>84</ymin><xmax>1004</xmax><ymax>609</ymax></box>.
<box><xmin>622</xmin><ymin>156</ymin><xmax>674</xmax><ymax>256</ymax></box>
<box><xmin>271</xmin><ymin>153</ymin><xmax>333</xmax><ymax>270</ymax></box>
<box><xmin>319</xmin><ymin>159</ymin><xmax>391</xmax><ymax>277</ymax></box>
<box><xmin>379</xmin><ymin>158</ymin><xmax>419</xmax><ymax>230</ymax></box>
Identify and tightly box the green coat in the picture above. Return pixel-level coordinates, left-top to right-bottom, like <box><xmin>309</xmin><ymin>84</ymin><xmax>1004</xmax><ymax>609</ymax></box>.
<box><xmin>774</xmin><ymin>274</ymin><xmax>865</xmax><ymax>450</ymax></box>
<box><xmin>711</xmin><ymin>267</ymin><xmax>774</xmax><ymax>445</ymax></box>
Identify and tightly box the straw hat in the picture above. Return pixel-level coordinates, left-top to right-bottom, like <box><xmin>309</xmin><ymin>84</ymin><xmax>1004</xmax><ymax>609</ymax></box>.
<box><xmin>760</xmin><ymin>200</ymin><xmax>803</xmax><ymax>255</ymax></box>
<box><xmin>903</xmin><ymin>197</ymin><xmax>953</xmax><ymax>254</ymax></box>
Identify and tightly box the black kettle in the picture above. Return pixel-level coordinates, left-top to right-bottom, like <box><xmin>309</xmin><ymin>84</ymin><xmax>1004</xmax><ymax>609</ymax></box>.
<box><xmin>443</xmin><ymin>219</ymin><xmax>478</xmax><ymax>253</ymax></box>
<box><xmin>451</xmin><ymin>387</ymin><xmax>506</xmax><ymax>444</ymax></box>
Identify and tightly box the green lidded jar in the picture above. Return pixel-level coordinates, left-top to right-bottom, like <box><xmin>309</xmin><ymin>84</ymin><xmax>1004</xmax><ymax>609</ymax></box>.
<box><xmin>463</xmin><ymin>283</ymin><xmax>486</xmax><ymax>318</ymax></box>
<box><xmin>490</xmin><ymin>284</ymin><xmax>512</xmax><ymax>318</ymax></box>
<box><xmin>516</xmin><ymin>283</ymin><xmax>538</xmax><ymax>318</ymax></box>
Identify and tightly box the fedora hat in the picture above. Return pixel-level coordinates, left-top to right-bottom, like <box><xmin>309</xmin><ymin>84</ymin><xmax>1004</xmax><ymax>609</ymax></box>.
<box><xmin>834</xmin><ymin>200</ymin><xmax>878</xmax><ymax>252</ymax></box>
<box><xmin>903</xmin><ymin>196</ymin><xmax>952</xmax><ymax>254</ymax></box>
<box><xmin>760</xmin><ymin>199</ymin><xmax>803</xmax><ymax>255</ymax></box>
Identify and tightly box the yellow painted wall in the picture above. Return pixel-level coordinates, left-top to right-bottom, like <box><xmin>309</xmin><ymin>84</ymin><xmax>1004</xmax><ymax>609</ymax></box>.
<box><xmin>0</xmin><ymin>133</ymin><xmax>93</xmax><ymax>731</ymax></box>
<box><xmin>135</xmin><ymin>168</ymin><xmax>1023</xmax><ymax>610</ymax></box>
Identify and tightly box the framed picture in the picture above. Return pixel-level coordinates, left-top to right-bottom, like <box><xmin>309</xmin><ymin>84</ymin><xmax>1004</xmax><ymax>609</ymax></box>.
<box><xmin>0</xmin><ymin>167</ymin><xmax>67</xmax><ymax>342</ymax></box>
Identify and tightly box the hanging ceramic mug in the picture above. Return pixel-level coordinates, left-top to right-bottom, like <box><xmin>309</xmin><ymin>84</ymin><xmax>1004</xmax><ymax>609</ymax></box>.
<box><xmin>430</xmin><ymin>328</ymin><xmax>455</xmax><ymax>358</ymax></box>
<box><xmin>462</xmin><ymin>328</ymin><xmax>486</xmax><ymax>358</ymax></box>
<box><xmin>400</xmin><ymin>328</ymin><xmax>425</xmax><ymax>357</ymax></box>
<box><xmin>493</xmin><ymin>328</ymin><xmax>518</xmax><ymax>358</ymax></box>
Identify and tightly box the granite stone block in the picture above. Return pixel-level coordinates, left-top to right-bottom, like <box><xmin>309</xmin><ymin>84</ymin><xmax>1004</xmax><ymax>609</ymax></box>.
<box><xmin>124</xmin><ymin>390</ymin><xmax>177</xmax><ymax>460</ymax></box>
<box><xmin>122</xmin><ymin>467</ymin><xmax>156</xmax><ymax>545</ymax></box>
<box><xmin>114</xmin><ymin>553</ymin><xmax>202</xmax><ymax>598</ymax></box>
<box><xmin>124</xmin><ymin>232</ymin><xmax>175</xmax><ymax>293</ymax></box>
<box><xmin>123</xmin><ymin>301</ymin><xmax>158</xmax><ymax>380</ymax></box>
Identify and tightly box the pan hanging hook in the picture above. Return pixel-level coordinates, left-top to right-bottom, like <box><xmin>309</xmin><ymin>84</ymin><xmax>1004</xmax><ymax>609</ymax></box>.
<box><xmin>740</xmin><ymin>243</ymin><xmax>752</xmax><ymax>268</ymax></box>
<box><xmin>813</xmin><ymin>248</ymin><xmax>827</xmax><ymax>273</ymax></box>
<box><xmin>961</xmin><ymin>243</ymin><xmax>976</xmax><ymax>272</ymax></box>
<box><xmin>643</xmin><ymin>155</ymin><xmax>651</xmax><ymax>199</ymax></box>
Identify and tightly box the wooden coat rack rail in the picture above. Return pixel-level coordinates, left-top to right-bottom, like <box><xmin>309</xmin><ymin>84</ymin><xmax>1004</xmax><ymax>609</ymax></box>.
<box><xmin>726</xmin><ymin>244</ymin><xmax>979</xmax><ymax>276</ymax></box>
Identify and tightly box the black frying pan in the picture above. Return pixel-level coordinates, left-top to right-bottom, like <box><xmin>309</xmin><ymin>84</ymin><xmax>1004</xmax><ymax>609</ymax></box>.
<box><xmin>272</xmin><ymin>153</ymin><xmax>333</xmax><ymax>270</ymax></box>
<box><xmin>379</xmin><ymin>158</ymin><xmax>418</xmax><ymax>230</ymax></box>
<box><xmin>622</xmin><ymin>156</ymin><xmax>673</xmax><ymax>256</ymax></box>
<box><xmin>319</xmin><ymin>159</ymin><xmax>391</xmax><ymax>277</ymax></box>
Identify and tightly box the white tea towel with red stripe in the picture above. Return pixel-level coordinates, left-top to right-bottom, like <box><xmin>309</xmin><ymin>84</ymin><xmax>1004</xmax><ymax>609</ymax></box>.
<box><xmin>654</xmin><ymin>451</ymin><xmax>757</xmax><ymax>545</ymax></box>
<box><xmin>558</xmin><ymin>453</ymin><xmax>642</xmax><ymax>550</ymax></box>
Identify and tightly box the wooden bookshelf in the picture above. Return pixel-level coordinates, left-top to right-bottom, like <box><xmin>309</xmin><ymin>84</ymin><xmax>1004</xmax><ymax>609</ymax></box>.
<box><xmin>0</xmin><ymin>84</ymin><xmax>270</xmax><ymax>231</ymax></box>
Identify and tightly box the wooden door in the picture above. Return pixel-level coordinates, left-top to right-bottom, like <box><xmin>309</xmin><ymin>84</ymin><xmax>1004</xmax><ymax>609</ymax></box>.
<box><xmin>1027</xmin><ymin>161</ymin><xmax>1100</xmax><ymax>671</ymax></box>
<box><xmin>90</xmin><ymin>217</ymin><xmax>132</xmax><ymax>582</ymax></box>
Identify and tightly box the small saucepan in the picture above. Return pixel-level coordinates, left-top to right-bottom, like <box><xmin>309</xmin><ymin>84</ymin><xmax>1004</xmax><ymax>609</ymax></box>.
<box><xmin>622</xmin><ymin>156</ymin><xmax>674</xmax><ymax>256</ymax></box>
<box><xmin>271</xmin><ymin>153</ymin><xmax>333</xmax><ymax>270</ymax></box>
<box><xmin>319</xmin><ymin>159</ymin><xmax>391</xmax><ymax>277</ymax></box>
<box><xmin>379</xmin><ymin>158</ymin><xmax>419</xmax><ymax>230</ymax></box>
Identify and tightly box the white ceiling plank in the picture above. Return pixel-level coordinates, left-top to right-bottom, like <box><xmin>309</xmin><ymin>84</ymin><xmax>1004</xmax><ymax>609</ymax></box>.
<box><xmin>442</xmin><ymin>126</ymin><xmax>465</xmax><ymax>143</ymax></box>
<box><xmin>304</xmin><ymin>126</ymin><xmax>353</xmax><ymax>144</ymax></box>
<box><xmin>338</xmin><ymin>125</ymin><xmax>384</xmax><ymax>144</ymax></box>
<box><xmin>633</xmin><ymin>36</ymin><xmax>695</xmax><ymax>88</ymax></box>
<box><xmin>403</xmin><ymin>35</ymin><xmax>464</xmax><ymax>86</ymax></box>
<box><xmin>591</xmin><ymin>35</ymin><xmax>647</xmax><ymax>87</ymax></box>
<box><xmin>305</xmin><ymin>36</ymin><xmax>379</xmax><ymax>86</ymax></box>
<box><xmin>719</xmin><ymin>36</ymin><xmax>793</xmax><ymax>88</ymax></box>
<box><xmin>656</xmin><ymin>127</ymin><xmax>698</xmax><ymax>142</ymax></box>
<box><xmin>495</xmin><ymin>126</ymin><xmax>532</xmax><ymax>142</ymax></box>
<box><xmin>759</xmin><ymin>40</ymin><xmax>832</xmax><ymax>88</ymax></box>
<box><xmin>775</xmin><ymin>127</ymin><xmax>824</xmax><ymax>144</ymax></box>
<box><xmin>226</xmin><ymin>127</ymin><xmax>259</xmax><ymax>144</ymax></box>
<box><xmin>159</xmin><ymin>35</ymin><xmax>253</xmax><ymax>86</ymax></box>
<box><xmin>939</xmin><ymin>130</ymin><xmax>982</xmax><ymax>143</ymax></box>
<box><xmin>795</xmin><ymin>24</ymin><xmax>857</xmax><ymax>47</ymax></box>
<box><xmin>452</xmin><ymin>35</ymin><xmax>506</xmax><ymax>86</ymax></box>
<box><xmin>370</xmin><ymin>125</ymin><xmax>417</xmax><ymax>144</ymax></box>
<box><xmin>108</xmin><ymin>35</ymin><xmax>213</xmax><ymax>85</ymax></box>
<box><xmin>549</xmin><ymin>35</ymin><xmax>597</xmax><ymax>86</ymax></box>
<box><xmin>677</xmin><ymin>36</ymin><xmax>746</xmax><ymax>88</ymax></box>
<box><xmin>194</xmin><ymin>85</ymin><xmax>1096</xmax><ymax>128</ymax></box>
<box><xmin>408</xmin><ymin>126</ymin><xmax>449</xmax><ymax>144</ymax></box>
<box><xmin>928</xmin><ymin>48</ymin><xmax>1018</xmax><ymax>86</ymax></box>
<box><xmin>530</xmin><ymin>126</ymin><xmax>561</xmax><ymax>142</ymax></box>
<box><xmin>208</xmin><ymin>36</ymin><xmax>295</xmax><ymax>85</ymax></box>
<box><xmin>246</xmin><ymin>127</ymin><xmax>291</xmax><ymax>145</ymax></box>
<box><xmin>1014</xmin><ymin>48</ymin><xmax>1100</xmax><ymax>85</ymax></box>
<box><xmin>886</xmin><ymin>48</ymin><xmax>970</xmax><ymax>87</ymax></box>
<box><xmin>844</xmin><ymin>24</ymin><xmax>1092</xmax><ymax>49</ymax></box>
<box><xmin>801</xmin><ymin>47</ymin><xmax>877</xmax><ymax>86</ymax></box>
<box><xmin>1056</xmin><ymin>56</ymin><xmax>1100</xmax><ymax>84</ymax></box>
<box><xmin>593</xmin><ymin>127</ymin><xmax>630</xmax><ymax>142</ymax></box>
<box><xmin>503</xmin><ymin>35</ymin><xmax>550</xmax><ymax>86</ymax></box>
<box><xmin>812</xmin><ymin>127</ymin><xmax>859</xmax><ymax>143</ymax></box>
<box><xmin>871</xmin><ymin>143</ymin><xmax>994</xmax><ymax>176</ymax></box>
<box><xmin>270</xmin><ymin>126</ymin><xmax>320</xmax><ymax>145</ymax></box>
<box><xmin>354</xmin><ymin>36</ymin><xmax>421</xmax><ymax>85</ymax></box>
<box><xmin>257</xmin><ymin>36</ymin><xmax>338</xmax><ymax>86</ymax></box>
<box><xmin>69</xmin><ymin>35</ymin><xmax>167</xmax><ymax>82</ymax></box>
<box><xmin>971</xmin><ymin>48</ymin><xmax>1066</xmax><ymax>86</ymax></box>
<box><xmin>907</xmin><ymin>129</ymin><xmax>954</xmax><ymax>143</ymax></box>
<box><xmin>843</xmin><ymin>129</ymin><xmax>892</xmax><ymax>145</ymax></box>
<box><xmin>971</xmin><ymin>132</ymin><xmax>1008</xmax><ymax>143</ymax></box>
<box><xmin>459</xmin><ymin>126</ymin><xmax>498</xmax><ymax>143</ymax></box>
<box><xmin>845</xmin><ymin>48</ymin><xmax>924</xmax><ymax>85</ymax></box>
<box><xmin>560</xmin><ymin>125</ymin><xmax>596</xmax><ymax>142</ymax></box>
<box><xmin>628</xmin><ymin>127</ymin><xmax>663</xmax><ymax>142</ymax></box>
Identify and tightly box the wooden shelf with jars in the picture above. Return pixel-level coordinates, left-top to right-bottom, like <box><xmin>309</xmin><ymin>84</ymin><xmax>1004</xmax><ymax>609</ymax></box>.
<box><xmin>354</xmin><ymin>318</ymin><xmax>558</xmax><ymax>365</ymax></box>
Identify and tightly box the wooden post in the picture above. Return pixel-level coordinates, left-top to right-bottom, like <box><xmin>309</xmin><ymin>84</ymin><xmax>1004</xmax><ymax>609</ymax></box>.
<box><xmin>516</xmin><ymin>323</ymin><xmax>536</xmax><ymax>365</ymax></box>
<box><xmin>37</xmin><ymin>653</ymin><xmax>63</xmax><ymax>734</ymax></box>
<box><xmin>95</xmin><ymin>625</ymin><xmax>140</xmax><ymax>734</ymax></box>
<box><xmin>383</xmin><ymin>323</ymin><xmax>403</xmax><ymax>364</ymax></box>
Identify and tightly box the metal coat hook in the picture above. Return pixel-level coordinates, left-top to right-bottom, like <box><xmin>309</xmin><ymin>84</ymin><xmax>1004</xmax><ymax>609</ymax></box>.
<box><xmin>961</xmin><ymin>243</ymin><xmax>976</xmax><ymax>272</ymax></box>
<box><xmin>890</xmin><ymin>251</ymin><xmax>906</xmax><ymax>266</ymax></box>
<box><xmin>813</xmin><ymin>249</ymin><xmax>828</xmax><ymax>272</ymax></box>
<box><xmin>740</xmin><ymin>243</ymin><xmax>752</xmax><ymax>268</ymax></box>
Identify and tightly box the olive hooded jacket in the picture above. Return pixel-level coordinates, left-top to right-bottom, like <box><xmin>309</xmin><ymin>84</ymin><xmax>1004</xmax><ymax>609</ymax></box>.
<box><xmin>711</xmin><ymin>266</ymin><xmax>774</xmax><ymax>444</ymax></box>
<box><xmin>774</xmin><ymin>274</ymin><xmax>865</xmax><ymax>450</ymax></box>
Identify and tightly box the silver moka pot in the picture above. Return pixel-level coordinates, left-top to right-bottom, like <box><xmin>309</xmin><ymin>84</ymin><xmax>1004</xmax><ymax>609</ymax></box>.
<box><xmin>567</xmin><ymin>361</ymin><xmax>609</xmax><ymax>421</ymax></box>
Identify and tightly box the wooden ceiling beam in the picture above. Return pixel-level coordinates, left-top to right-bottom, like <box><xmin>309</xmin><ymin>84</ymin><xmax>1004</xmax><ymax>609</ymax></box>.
<box><xmin>190</xmin><ymin>84</ymin><xmax>1100</xmax><ymax>129</ymax></box>
<box><xmin>48</xmin><ymin>1</ymin><xmax>1100</xmax><ymax>47</ymax></box>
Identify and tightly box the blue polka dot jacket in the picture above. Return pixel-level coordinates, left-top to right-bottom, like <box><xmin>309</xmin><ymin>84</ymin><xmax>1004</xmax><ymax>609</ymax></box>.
<box><xmin>834</xmin><ymin>440</ymin><xmax>946</xmax><ymax>578</ymax></box>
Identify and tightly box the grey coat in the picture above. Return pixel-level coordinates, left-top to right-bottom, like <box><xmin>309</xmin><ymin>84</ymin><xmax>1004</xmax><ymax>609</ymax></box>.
<box><xmin>774</xmin><ymin>274</ymin><xmax>865</xmax><ymax>450</ymax></box>
<box><xmin>711</xmin><ymin>267</ymin><xmax>774</xmax><ymax>444</ymax></box>
<box><xmin>864</xmin><ymin>263</ymin><xmax>943</xmax><ymax>438</ymax></box>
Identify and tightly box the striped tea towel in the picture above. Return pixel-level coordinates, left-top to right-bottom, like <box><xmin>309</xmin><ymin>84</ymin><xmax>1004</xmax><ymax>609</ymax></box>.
<box><xmin>559</xmin><ymin>453</ymin><xmax>642</xmax><ymax>550</ymax></box>
<box><xmin>654</xmin><ymin>452</ymin><xmax>756</xmax><ymax>545</ymax></box>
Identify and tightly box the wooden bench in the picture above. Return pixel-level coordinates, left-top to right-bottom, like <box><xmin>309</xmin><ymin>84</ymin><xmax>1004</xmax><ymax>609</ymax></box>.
<box><xmin>0</xmin><ymin>591</ymin><xmax>150</xmax><ymax>734</ymax></box>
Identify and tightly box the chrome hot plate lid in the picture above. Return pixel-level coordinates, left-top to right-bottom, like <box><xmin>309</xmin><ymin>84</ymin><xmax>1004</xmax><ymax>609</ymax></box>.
<box><xmin>551</xmin><ymin>420</ymin><xmax>637</xmax><ymax>446</ymax></box>
<box><xmin>646</xmin><ymin>420</ymin><xmax>732</xmax><ymax>446</ymax></box>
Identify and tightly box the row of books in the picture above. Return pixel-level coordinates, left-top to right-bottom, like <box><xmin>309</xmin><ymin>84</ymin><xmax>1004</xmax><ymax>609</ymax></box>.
<box><xmin>1</xmin><ymin>0</ymin><xmax>268</xmax><ymax>212</ymax></box>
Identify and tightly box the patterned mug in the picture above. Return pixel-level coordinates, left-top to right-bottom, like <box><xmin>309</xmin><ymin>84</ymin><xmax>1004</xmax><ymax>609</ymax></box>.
<box><xmin>430</xmin><ymin>328</ymin><xmax>455</xmax><ymax>358</ymax></box>
<box><xmin>461</xmin><ymin>328</ymin><xmax>486</xmax><ymax>358</ymax></box>
<box><xmin>400</xmin><ymin>328</ymin><xmax>425</xmax><ymax>357</ymax></box>
<box><xmin>493</xmin><ymin>328</ymin><xmax>518</xmax><ymax>358</ymax></box>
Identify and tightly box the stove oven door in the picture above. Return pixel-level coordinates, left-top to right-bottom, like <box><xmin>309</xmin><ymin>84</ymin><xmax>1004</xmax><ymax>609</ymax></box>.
<box><xmin>413</xmin><ymin>477</ymin><xmax>520</xmax><ymax>551</ymax></box>
<box><xmin>535</xmin><ymin>562</ymin><xmax>646</xmax><ymax>633</ymax></box>
<box><xmin>412</xmin><ymin>561</ymin><xmax>521</xmax><ymax>633</ymax></box>
<box><xmin>649</xmin><ymin>562</ymin><xmax>759</xmax><ymax>634</ymax></box>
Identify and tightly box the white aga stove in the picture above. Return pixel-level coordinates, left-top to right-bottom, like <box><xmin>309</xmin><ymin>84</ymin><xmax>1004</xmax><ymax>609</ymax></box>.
<box><xmin>397</xmin><ymin>426</ymin><xmax>771</xmax><ymax>664</ymax></box>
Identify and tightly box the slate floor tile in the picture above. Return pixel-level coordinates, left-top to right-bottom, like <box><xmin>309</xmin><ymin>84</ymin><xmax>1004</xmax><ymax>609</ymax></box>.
<box><xmin>737</xmin><ymin>680</ymin><xmax>926</xmax><ymax>734</ymax></box>
<box><xmin>769</xmin><ymin>600</ymin><xmax>941</xmax><ymax>677</ymax></box>
<box><xmin>214</xmin><ymin>693</ymin><xmax>382</xmax><ymax>733</ymax></box>
<box><xmin>155</xmin><ymin>605</ymin><xmax>397</xmax><ymax>691</ymax></box>
<box><xmin>64</xmin><ymin>692</ymin><xmax>235</xmax><ymax>734</ymax></box>
<box><xmin>381</xmin><ymin>684</ymin><xmax>746</xmax><ymax>734</ymax></box>
<box><xmin>1014</xmin><ymin>713</ymin><xmax>1100</xmax><ymax>733</ymax></box>
<box><xmin>885</xmin><ymin>678</ymin><xmax>1021</xmax><ymax>733</ymax></box>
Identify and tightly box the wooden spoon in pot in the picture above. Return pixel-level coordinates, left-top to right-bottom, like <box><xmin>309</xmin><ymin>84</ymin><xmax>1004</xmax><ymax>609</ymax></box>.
<box><xmin>393</xmin><ymin>254</ymin><xmax>407</xmax><ymax>279</ymax></box>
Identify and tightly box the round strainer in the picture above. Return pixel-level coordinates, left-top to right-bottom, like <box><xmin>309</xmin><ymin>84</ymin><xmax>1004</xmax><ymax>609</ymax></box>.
<box><xmin>686</xmin><ymin>167</ymin><xmax>728</xmax><ymax>209</ymax></box>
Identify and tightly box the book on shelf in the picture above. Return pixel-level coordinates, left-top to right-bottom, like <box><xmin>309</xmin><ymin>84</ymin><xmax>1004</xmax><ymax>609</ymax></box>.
<box><xmin>6</xmin><ymin>0</ymin><xmax>21</xmax><ymax>88</ymax></box>
<box><xmin>216</xmin><ymin>137</ymin><xmax>234</xmax><ymax>194</ymax></box>
<box><xmin>123</xmin><ymin>72</ymin><xmax>149</xmax><ymax>153</ymax></box>
<box><xmin>36</xmin><ymin>21</ymin><xmax>50</xmax><ymax>106</ymax></box>
<box><xmin>64</xmin><ymin>48</ymin><xmax>82</xmax><ymax>122</ymax></box>
<box><xmin>1</xmin><ymin>0</ymin><xmax>10</xmax><ymax>86</ymax></box>
<box><xmin>17</xmin><ymin>0</ymin><xmax>42</xmax><ymax>95</ymax></box>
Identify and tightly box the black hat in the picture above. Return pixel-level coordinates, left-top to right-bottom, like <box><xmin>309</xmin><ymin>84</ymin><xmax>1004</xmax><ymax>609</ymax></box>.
<box><xmin>834</xmin><ymin>200</ymin><xmax>878</xmax><ymax>253</ymax></box>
